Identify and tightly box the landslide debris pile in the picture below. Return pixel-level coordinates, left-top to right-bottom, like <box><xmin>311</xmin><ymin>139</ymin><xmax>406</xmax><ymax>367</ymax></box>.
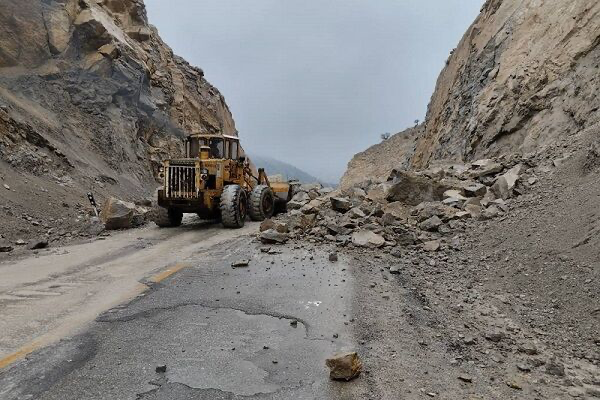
<box><xmin>266</xmin><ymin>153</ymin><xmax>532</xmax><ymax>252</ymax></box>
<box><xmin>0</xmin><ymin>0</ymin><xmax>236</xmax><ymax>249</ymax></box>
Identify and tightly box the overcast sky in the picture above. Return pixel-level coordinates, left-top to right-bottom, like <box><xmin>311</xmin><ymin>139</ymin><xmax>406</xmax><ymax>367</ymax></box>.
<box><xmin>145</xmin><ymin>0</ymin><xmax>484</xmax><ymax>183</ymax></box>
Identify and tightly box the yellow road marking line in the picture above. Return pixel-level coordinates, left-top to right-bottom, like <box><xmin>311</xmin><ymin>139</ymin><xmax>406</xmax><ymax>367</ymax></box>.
<box><xmin>149</xmin><ymin>263</ymin><xmax>189</xmax><ymax>283</ymax></box>
<box><xmin>0</xmin><ymin>263</ymin><xmax>190</xmax><ymax>370</ymax></box>
<box><xmin>0</xmin><ymin>341</ymin><xmax>40</xmax><ymax>370</ymax></box>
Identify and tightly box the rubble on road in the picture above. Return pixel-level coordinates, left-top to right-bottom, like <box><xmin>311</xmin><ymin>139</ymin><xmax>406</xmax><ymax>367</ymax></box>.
<box><xmin>0</xmin><ymin>239</ymin><xmax>13</xmax><ymax>252</ymax></box>
<box><xmin>259</xmin><ymin>229</ymin><xmax>289</xmax><ymax>244</ymax></box>
<box><xmin>325</xmin><ymin>352</ymin><xmax>363</xmax><ymax>381</ymax></box>
<box><xmin>271</xmin><ymin>156</ymin><xmax>528</xmax><ymax>253</ymax></box>
<box><xmin>231</xmin><ymin>259</ymin><xmax>250</xmax><ymax>268</ymax></box>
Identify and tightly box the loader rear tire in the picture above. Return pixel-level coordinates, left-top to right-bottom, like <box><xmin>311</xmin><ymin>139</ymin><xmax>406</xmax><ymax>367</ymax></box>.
<box><xmin>152</xmin><ymin>206</ymin><xmax>183</xmax><ymax>228</ymax></box>
<box><xmin>248</xmin><ymin>185</ymin><xmax>275</xmax><ymax>221</ymax></box>
<box><xmin>220</xmin><ymin>185</ymin><xmax>247</xmax><ymax>228</ymax></box>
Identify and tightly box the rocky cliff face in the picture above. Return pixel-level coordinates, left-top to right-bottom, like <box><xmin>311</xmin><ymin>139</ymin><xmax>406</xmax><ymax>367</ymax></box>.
<box><xmin>0</xmin><ymin>0</ymin><xmax>236</xmax><ymax>243</ymax></box>
<box><xmin>412</xmin><ymin>0</ymin><xmax>600</xmax><ymax>167</ymax></box>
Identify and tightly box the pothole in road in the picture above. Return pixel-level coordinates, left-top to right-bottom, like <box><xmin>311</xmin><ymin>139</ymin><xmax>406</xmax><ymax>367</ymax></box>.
<box><xmin>99</xmin><ymin>304</ymin><xmax>334</xmax><ymax>397</ymax></box>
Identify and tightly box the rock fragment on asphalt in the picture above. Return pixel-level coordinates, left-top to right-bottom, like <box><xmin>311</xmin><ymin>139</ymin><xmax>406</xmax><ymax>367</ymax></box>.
<box><xmin>27</xmin><ymin>240</ymin><xmax>49</xmax><ymax>250</ymax></box>
<box><xmin>259</xmin><ymin>229</ymin><xmax>288</xmax><ymax>244</ymax></box>
<box><xmin>325</xmin><ymin>352</ymin><xmax>362</xmax><ymax>381</ymax></box>
<box><xmin>231</xmin><ymin>259</ymin><xmax>250</xmax><ymax>268</ymax></box>
<box><xmin>328</xmin><ymin>252</ymin><xmax>338</xmax><ymax>262</ymax></box>
<box><xmin>0</xmin><ymin>239</ymin><xmax>13</xmax><ymax>252</ymax></box>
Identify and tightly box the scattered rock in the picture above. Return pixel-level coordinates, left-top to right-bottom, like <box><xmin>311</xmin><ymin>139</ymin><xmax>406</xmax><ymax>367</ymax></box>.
<box><xmin>330</xmin><ymin>197</ymin><xmax>352</xmax><ymax>212</ymax></box>
<box><xmin>423</xmin><ymin>240</ymin><xmax>441</xmax><ymax>252</ymax></box>
<box><xmin>0</xmin><ymin>240</ymin><xmax>13</xmax><ymax>252</ymax></box>
<box><xmin>260</xmin><ymin>219</ymin><xmax>288</xmax><ymax>233</ymax></box>
<box><xmin>155</xmin><ymin>365</ymin><xmax>167</xmax><ymax>373</ymax></box>
<box><xmin>545</xmin><ymin>358</ymin><xmax>565</xmax><ymax>377</ymax></box>
<box><xmin>457</xmin><ymin>375</ymin><xmax>473</xmax><ymax>383</ymax></box>
<box><xmin>3</xmin><ymin>184</ymin><xmax>9</xmax><ymax>190</ymax></box>
<box><xmin>328</xmin><ymin>252</ymin><xmax>338</xmax><ymax>262</ymax></box>
<box><xmin>259</xmin><ymin>229</ymin><xmax>288</xmax><ymax>244</ymax></box>
<box><xmin>27</xmin><ymin>240</ymin><xmax>48</xmax><ymax>250</ymax></box>
<box><xmin>325</xmin><ymin>352</ymin><xmax>362</xmax><ymax>381</ymax></box>
<box><xmin>231</xmin><ymin>260</ymin><xmax>250</xmax><ymax>268</ymax></box>
<box><xmin>351</xmin><ymin>230</ymin><xmax>385</xmax><ymax>248</ymax></box>
<box><xmin>485</xmin><ymin>331</ymin><xmax>506</xmax><ymax>342</ymax></box>
<box><xmin>420</xmin><ymin>215</ymin><xmax>442</xmax><ymax>231</ymax></box>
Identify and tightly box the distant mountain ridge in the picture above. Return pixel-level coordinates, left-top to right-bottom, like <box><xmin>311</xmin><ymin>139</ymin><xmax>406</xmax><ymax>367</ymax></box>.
<box><xmin>249</xmin><ymin>154</ymin><xmax>335</xmax><ymax>186</ymax></box>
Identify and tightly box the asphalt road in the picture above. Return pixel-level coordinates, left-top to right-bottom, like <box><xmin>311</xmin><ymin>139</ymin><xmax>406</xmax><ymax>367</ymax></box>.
<box><xmin>0</xmin><ymin>220</ymin><xmax>374</xmax><ymax>399</ymax></box>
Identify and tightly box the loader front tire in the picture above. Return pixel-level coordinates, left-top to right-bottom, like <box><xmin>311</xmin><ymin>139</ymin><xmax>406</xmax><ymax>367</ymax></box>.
<box><xmin>248</xmin><ymin>185</ymin><xmax>275</xmax><ymax>221</ymax></box>
<box><xmin>152</xmin><ymin>206</ymin><xmax>183</xmax><ymax>228</ymax></box>
<box><xmin>220</xmin><ymin>185</ymin><xmax>247</xmax><ymax>228</ymax></box>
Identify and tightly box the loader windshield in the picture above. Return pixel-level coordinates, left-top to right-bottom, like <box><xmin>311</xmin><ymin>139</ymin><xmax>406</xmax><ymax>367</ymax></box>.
<box><xmin>208</xmin><ymin>138</ymin><xmax>224</xmax><ymax>158</ymax></box>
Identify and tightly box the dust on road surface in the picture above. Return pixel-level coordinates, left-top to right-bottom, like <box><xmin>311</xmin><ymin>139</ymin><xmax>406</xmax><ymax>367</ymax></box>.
<box><xmin>0</xmin><ymin>217</ymin><xmax>256</xmax><ymax>362</ymax></box>
<box><xmin>0</xmin><ymin>220</ymin><xmax>373</xmax><ymax>399</ymax></box>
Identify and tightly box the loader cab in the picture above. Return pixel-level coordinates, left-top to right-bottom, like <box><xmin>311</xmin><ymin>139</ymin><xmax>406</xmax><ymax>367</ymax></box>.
<box><xmin>185</xmin><ymin>135</ymin><xmax>241</xmax><ymax>160</ymax></box>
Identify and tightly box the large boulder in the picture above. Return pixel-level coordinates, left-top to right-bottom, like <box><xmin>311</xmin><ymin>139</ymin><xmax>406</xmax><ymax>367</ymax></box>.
<box><xmin>492</xmin><ymin>164</ymin><xmax>522</xmax><ymax>200</ymax></box>
<box><xmin>385</xmin><ymin>170</ymin><xmax>449</xmax><ymax>206</ymax></box>
<box><xmin>100</xmin><ymin>197</ymin><xmax>147</xmax><ymax>230</ymax></box>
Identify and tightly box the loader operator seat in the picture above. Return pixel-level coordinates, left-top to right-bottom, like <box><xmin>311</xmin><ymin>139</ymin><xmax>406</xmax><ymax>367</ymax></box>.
<box><xmin>209</xmin><ymin>138</ymin><xmax>223</xmax><ymax>159</ymax></box>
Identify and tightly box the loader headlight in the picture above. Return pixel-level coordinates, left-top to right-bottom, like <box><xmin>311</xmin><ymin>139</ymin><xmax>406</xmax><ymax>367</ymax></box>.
<box><xmin>201</xmin><ymin>168</ymin><xmax>209</xmax><ymax>175</ymax></box>
<box><xmin>200</xmin><ymin>174</ymin><xmax>208</xmax><ymax>181</ymax></box>
<box><xmin>159</xmin><ymin>167</ymin><xmax>164</xmax><ymax>173</ymax></box>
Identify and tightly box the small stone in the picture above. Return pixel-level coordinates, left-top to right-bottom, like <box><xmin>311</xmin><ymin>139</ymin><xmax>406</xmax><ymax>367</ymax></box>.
<box><xmin>518</xmin><ymin>343</ymin><xmax>539</xmax><ymax>355</ymax></box>
<box><xmin>0</xmin><ymin>240</ymin><xmax>13</xmax><ymax>253</ymax></box>
<box><xmin>420</xmin><ymin>216</ymin><xmax>442</xmax><ymax>232</ymax></box>
<box><xmin>351</xmin><ymin>230</ymin><xmax>385</xmax><ymax>248</ymax></box>
<box><xmin>15</xmin><ymin>239</ymin><xmax>26</xmax><ymax>246</ymax></box>
<box><xmin>290</xmin><ymin>320</ymin><xmax>298</xmax><ymax>327</ymax></box>
<box><xmin>485</xmin><ymin>331</ymin><xmax>506</xmax><ymax>342</ymax></box>
<box><xmin>259</xmin><ymin>229</ymin><xmax>288</xmax><ymax>244</ymax></box>
<box><xmin>545</xmin><ymin>358</ymin><xmax>565</xmax><ymax>377</ymax></box>
<box><xmin>3</xmin><ymin>184</ymin><xmax>10</xmax><ymax>190</ymax></box>
<box><xmin>464</xmin><ymin>183</ymin><xmax>486</xmax><ymax>197</ymax></box>
<box><xmin>506</xmin><ymin>377</ymin><xmax>523</xmax><ymax>390</ymax></box>
<box><xmin>325</xmin><ymin>352</ymin><xmax>362</xmax><ymax>381</ymax></box>
<box><xmin>347</xmin><ymin>207</ymin><xmax>366</xmax><ymax>219</ymax></box>
<box><xmin>389</xmin><ymin>265</ymin><xmax>401</xmax><ymax>274</ymax></box>
<box><xmin>155</xmin><ymin>365</ymin><xmax>167</xmax><ymax>373</ymax></box>
<box><xmin>330</xmin><ymin>197</ymin><xmax>352</xmax><ymax>212</ymax></box>
<box><xmin>27</xmin><ymin>240</ymin><xmax>48</xmax><ymax>250</ymax></box>
<box><xmin>328</xmin><ymin>252</ymin><xmax>338</xmax><ymax>262</ymax></box>
<box><xmin>516</xmin><ymin>363</ymin><xmax>531</xmax><ymax>372</ymax></box>
<box><xmin>423</xmin><ymin>240</ymin><xmax>441</xmax><ymax>252</ymax></box>
<box><xmin>458</xmin><ymin>375</ymin><xmax>473</xmax><ymax>383</ymax></box>
<box><xmin>231</xmin><ymin>259</ymin><xmax>250</xmax><ymax>268</ymax></box>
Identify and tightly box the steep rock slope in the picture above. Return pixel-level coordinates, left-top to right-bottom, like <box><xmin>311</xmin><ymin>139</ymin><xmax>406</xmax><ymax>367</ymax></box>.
<box><xmin>340</xmin><ymin>125</ymin><xmax>421</xmax><ymax>190</ymax></box>
<box><xmin>412</xmin><ymin>0</ymin><xmax>600</xmax><ymax>167</ymax></box>
<box><xmin>0</xmin><ymin>0</ymin><xmax>236</xmax><ymax>244</ymax></box>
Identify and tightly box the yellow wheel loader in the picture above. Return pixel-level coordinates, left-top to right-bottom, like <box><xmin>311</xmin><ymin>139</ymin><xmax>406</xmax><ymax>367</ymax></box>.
<box><xmin>153</xmin><ymin>134</ymin><xmax>292</xmax><ymax>228</ymax></box>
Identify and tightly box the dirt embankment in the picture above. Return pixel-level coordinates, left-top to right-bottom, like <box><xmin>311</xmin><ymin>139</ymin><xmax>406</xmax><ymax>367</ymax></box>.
<box><xmin>340</xmin><ymin>125</ymin><xmax>421</xmax><ymax>191</ymax></box>
<box><xmin>0</xmin><ymin>0</ymin><xmax>236</xmax><ymax>247</ymax></box>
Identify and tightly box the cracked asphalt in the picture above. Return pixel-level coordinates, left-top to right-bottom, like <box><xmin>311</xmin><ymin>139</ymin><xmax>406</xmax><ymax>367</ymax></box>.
<box><xmin>0</xmin><ymin>225</ymin><xmax>375</xmax><ymax>399</ymax></box>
